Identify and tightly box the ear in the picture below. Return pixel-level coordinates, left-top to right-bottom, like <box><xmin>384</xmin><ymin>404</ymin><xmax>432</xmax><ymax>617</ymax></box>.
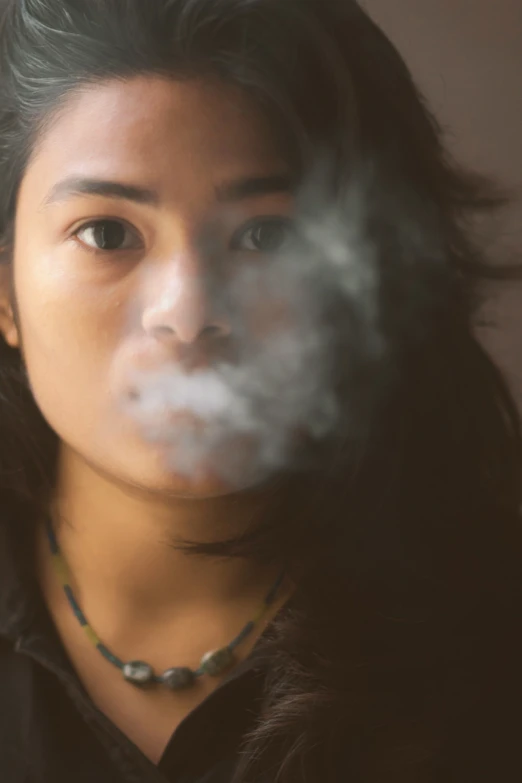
<box><xmin>0</xmin><ymin>264</ymin><xmax>19</xmax><ymax>348</ymax></box>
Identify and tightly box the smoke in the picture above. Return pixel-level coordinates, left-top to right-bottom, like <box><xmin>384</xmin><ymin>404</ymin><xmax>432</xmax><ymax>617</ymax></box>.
<box><xmin>119</xmin><ymin>162</ymin><xmax>440</xmax><ymax>488</ymax></box>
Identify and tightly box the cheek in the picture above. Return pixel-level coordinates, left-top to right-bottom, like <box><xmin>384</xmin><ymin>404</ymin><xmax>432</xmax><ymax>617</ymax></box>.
<box><xmin>228</xmin><ymin>266</ymin><xmax>297</xmax><ymax>341</ymax></box>
<box><xmin>242</xmin><ymin>295</ymin><xmax>293</xmax><ymax>338</ymax></box>
<box><xmin>13</xmin><ymin>244</ymin><xmax>124</xmax><ymax>437</ymax></box>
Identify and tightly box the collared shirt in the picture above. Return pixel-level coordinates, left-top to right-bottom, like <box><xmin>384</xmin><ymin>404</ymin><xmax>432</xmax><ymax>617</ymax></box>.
<box><xmin>0</xmin><ymin>514</ymin><xmax>275</xmax><ymax>783</ymax></box>
<box><xmin>6</xmin><ymin>504</ymin><xmax>522</xmax><ymax>783</ymax></box>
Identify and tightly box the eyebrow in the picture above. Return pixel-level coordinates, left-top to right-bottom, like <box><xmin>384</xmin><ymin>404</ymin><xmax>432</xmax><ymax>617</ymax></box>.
<box><xmin>215</xmin><ymin>175</ymin><xmax>293</xmax><ymax>201</ymax></box>
<box><xmin>42</xmin><ymin>174</ymin><xmax>293</xmax><ymax>208</ymax></box>
<box><xmin>42</xmin><ymin>178</ymin><xmax>159</xmax><ymax>208</ymax></box>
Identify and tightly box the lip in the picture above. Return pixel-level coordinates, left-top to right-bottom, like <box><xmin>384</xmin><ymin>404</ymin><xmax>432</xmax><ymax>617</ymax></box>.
<box><xmin>124</xmin><ymin>398</ymin><xmax>206</xmax><ymax>438</ymax></box>
<box><xmin>116</xmin><ymin>363</ymin><xmax>216</xmax><ymax>412</ymax></box>
<box><xmin>124</xmin><ymin>389</ymin><xmax>201</xmax><ymax>416</ymax></box>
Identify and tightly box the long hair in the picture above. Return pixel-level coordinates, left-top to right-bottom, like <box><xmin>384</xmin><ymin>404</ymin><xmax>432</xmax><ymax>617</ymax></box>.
<box><xmin>1</xmin><ymin>1</ymin><xmax>521</xmax><ymax>780</ymax></box>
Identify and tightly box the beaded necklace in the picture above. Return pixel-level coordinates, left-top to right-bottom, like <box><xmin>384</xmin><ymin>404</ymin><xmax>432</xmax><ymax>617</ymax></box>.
<box><xmin>46</xmin><ymin>518</ymin><xmax>286</xmax><ymax>690</ymax></box>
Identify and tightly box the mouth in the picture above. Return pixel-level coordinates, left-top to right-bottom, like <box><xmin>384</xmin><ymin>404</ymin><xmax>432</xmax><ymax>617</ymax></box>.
<box><xmin>125</xmin><ymin>388</ymin><xmax>202</xmax><ymax>417</ymax></box>
<box><xmin>125</xmin><ymin>399</ymin><xmax>208</xmax><ymax>446</ymax></box>
<box><xmin>122</xmin><ymin>366</ymin><xmax>242</xmax><ymax>420</ymax></box>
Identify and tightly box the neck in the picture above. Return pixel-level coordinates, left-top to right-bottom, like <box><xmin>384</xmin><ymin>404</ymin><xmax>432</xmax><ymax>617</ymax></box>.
<box><xmin>41</xmin><ymin>445</ymin><xmax>288</xmax><ymax>629</ymax></box>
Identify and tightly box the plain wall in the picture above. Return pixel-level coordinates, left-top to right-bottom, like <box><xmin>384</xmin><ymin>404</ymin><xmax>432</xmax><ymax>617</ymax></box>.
<box><xmin>362</xmin><ymin>0</ymin><xmax>522</xmax><ymax>400</ymax></box>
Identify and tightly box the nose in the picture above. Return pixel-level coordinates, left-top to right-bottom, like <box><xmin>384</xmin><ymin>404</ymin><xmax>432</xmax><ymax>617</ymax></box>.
<box><xmin>141</xmin><ymin>254</ymin><xmax>230</xmax><ymax>345</ymax></box>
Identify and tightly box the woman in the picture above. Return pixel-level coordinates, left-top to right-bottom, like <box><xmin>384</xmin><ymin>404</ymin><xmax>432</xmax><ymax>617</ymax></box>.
<box><xmin>0</xmin><ymin>0</ymin><xmax>521</xmax><ymax>781</ymax></box>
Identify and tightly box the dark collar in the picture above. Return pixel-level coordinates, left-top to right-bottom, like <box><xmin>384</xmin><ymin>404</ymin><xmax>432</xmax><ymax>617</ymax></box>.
<box><xmin>0</xmin><ymin>512</ymin><xmax>39</xmax><ymax>641</ymax></box>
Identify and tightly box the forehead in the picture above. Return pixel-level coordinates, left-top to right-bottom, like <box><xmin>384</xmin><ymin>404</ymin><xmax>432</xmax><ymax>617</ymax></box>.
<box><xmin>25</xmin><ymin>76</ymin><xmax>286</xmax><ymax>196</ymax></box>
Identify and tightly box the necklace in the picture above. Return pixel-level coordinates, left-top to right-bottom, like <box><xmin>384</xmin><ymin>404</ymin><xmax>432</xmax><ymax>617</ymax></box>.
<box><xmin>45</xmin><ymin>518</ymin><xmax>286</xmax><ymax>690</ymax></box>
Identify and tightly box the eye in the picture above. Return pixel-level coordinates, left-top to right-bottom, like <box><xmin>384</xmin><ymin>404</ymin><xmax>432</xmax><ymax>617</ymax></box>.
<box><xmin>231</xmin><ymin>217</ymin><xmax>294</xmax><ymax>253</ymax></box>
<box><xmin>73</xmin><ymin>220</ymin><xmax>142</xmax><ymax>252</ymax></box>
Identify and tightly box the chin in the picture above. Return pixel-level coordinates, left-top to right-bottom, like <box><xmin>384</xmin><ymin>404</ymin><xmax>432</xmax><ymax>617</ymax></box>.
<box><xmin>106</xmin><ymin>438</ymin><xmax>271</xmax><ymax>500</ymax></box>
<box><xmin>150</xmin><ymin>465</ymin><xmax>260</xmax><ymax>499</ymax></box>
<box><xmin>91</xmin><ymin>415</ymin><xmax>280</xmax><ymax>500</ymax></box>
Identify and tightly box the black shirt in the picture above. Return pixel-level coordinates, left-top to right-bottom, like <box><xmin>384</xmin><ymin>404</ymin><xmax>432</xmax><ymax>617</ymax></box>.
<box><xmin>7</xmin><ymin>509</ymin><xmax>522</xmax><ymax>783</ymax></box>
<box><xmin>0</xmin><ymin>516</ymin><xmax>273</xmax><ymax>783</ymax></box>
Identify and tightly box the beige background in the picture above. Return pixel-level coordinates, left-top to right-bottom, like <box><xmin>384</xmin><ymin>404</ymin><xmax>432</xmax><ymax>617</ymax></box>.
<box><xmin>363</xmin><ymin>0</ymin><xmax>522</xmax><ymax>400</ymax></box>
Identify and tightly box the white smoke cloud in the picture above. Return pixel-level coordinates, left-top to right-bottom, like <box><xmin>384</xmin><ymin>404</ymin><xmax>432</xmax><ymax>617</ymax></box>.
<box><xmin>119</xmin><ymin>164</ymin><xmax>388</xmax><ymax>487</ymax></box>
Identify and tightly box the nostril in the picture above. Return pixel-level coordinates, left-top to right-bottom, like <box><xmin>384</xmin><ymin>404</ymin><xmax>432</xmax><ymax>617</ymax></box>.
<box><xmin>152</xmin><ymin>325</ymin><xmax>176</xmax><ymax>338</ymax></box>
<box><xmin>144</xmin><ymin>317</ymin><xmax>230</xmax><ymax>344</ymax></box>
<box><xmin>201</xmin><ymin>325</ymin><xmax>223</xmax><ymax>339</ymax></box>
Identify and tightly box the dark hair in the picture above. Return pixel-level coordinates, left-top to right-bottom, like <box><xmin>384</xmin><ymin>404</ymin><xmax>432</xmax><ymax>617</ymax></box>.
<box><xmin>1</xmin><ymin>1</ymin><xmax>522</xmax><ymax>780</ymax></box>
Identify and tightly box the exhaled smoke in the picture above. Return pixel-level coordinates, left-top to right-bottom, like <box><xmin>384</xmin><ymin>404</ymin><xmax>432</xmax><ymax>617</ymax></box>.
<box><xmin>120</xmin><ymin>161</ymin><xmax>448</xmax><ymax>487</ymax></box>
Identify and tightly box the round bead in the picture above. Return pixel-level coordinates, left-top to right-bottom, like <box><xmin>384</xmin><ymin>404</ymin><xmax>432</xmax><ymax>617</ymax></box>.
<box><xmin>122</xmin><ymin>660</ymin><xmax>154</xmax><ymax>686</ymax></box>
<box><xmin>200</xmin><ymin>647</ymin><xmax>235</xmax><ymax>677</ymax></box>
<box><xmin>160</xmin><ymin>667</ymin><xmax>195</xmax><ymax>690</ymax></box>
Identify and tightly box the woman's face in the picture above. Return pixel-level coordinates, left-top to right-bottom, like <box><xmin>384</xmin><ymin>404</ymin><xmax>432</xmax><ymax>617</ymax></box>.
<box><xmin>2</xmin><ymin>75</ymin><xmax>308</xmax><ymax>498</ymax></box>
